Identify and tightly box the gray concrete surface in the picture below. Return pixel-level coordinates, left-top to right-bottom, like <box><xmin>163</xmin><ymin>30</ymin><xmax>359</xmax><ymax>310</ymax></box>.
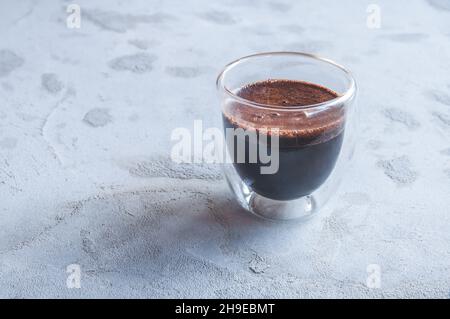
<box><xmin>0</xmin><ymin>0</ymin><xmax>449</xmax><ymax>298</ymax></box>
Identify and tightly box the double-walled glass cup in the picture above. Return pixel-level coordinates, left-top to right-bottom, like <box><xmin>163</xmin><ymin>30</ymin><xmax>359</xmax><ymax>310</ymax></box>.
<box><xmin>217</xmin><ymin>52</ymin><xmax>357</xmax><ymax>221</ymax></box>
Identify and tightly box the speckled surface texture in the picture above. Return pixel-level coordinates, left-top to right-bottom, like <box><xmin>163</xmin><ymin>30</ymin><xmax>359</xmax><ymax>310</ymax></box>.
<box><xmin>0</xmin><ymin>0</ymin><xmax>449</xmax><ymax>298</ymax></box>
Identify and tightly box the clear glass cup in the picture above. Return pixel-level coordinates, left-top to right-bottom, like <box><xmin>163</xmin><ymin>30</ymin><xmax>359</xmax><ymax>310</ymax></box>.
<box><xmin>216</xmin><ymin>52</ymin><xmax>357</xmax><ymax>221</ymax></box>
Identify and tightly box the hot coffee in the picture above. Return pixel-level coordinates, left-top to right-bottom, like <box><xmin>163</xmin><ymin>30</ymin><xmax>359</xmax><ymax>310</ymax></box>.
<box><xmin>223</xmin><ymin>79</ymin><xmax>344</xmax><ymax>201</ymax></box>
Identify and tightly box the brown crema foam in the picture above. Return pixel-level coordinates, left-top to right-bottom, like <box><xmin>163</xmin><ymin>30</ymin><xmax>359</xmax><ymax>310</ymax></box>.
<box><xmin>223</xmin><ymin>79</ymin><xmax>345</xmax><ymax>145</ymax></box>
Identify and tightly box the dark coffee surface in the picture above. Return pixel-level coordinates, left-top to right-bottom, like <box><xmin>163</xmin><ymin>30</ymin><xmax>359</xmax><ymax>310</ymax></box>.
<box><xmin>237</xmin><ymin>79</ymin><xmax>338</xmax><ymax>107</ymax></box>
<box><xmin>224</xmin><ymin>79</ymin><xmax>344</xmax><ymax>145</ymax></box>
<box><xmin>223</xmin><ymin>80</ymin><xmax>345</xmax><ymax>200</ymax></box>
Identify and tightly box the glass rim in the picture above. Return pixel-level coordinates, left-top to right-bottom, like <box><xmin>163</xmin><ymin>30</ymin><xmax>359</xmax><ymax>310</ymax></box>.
<box><xmin>216</xmin><ymin>51</ymin><xmax>357</xmax><ymax>111</ymax></box>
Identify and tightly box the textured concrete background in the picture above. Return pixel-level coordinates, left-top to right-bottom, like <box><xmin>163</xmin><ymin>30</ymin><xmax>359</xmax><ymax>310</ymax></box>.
<box><xmin>0</xmin><ymin>0</ymin><xmax>449</xmax><ymax>298</ymax></box>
